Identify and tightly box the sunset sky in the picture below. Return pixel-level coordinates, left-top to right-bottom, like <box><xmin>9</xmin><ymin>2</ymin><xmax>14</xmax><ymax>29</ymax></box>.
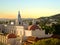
<box><xmin>0</xmin><ymin>0</ymin><xmax>60</xmax><ymax>19</ymax></box>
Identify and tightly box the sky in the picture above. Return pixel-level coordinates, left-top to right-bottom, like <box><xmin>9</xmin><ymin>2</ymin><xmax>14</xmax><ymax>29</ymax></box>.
<box><xmin>0</xmin><ymin>0</ymin><xmax>60</xmax><ymax>19</ymax></box>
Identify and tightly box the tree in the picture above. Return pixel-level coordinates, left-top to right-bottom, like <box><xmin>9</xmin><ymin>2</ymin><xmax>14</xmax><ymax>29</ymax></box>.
<box><xmin>43</xmin><ymin>26</ymin><xmax>55</xmax><ymax>34</ymax></box>
<box><xmin>52</xmin><ymin>24</ymin><xmax>60</xmax><ymax>35</ymax></box>
<box><xmin>29</xmin><ymin>21</ymin><xmax>32</xmax><ymax>25</ymax></box>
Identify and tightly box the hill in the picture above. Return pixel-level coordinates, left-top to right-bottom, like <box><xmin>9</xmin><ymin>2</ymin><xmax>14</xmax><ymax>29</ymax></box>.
<box><xmin>37</xmin><ymin>14</ymin><xmax>60</xmax><ymax>25</ymax></box>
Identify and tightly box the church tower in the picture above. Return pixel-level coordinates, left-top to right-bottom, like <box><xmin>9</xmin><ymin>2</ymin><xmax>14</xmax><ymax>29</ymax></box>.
<box><xmin>18</xmin><ymin>11</ymin><xmax>22</xmax><ymax>25</ymax></box>
<box><xmin>16</xmin><ymin>11</ymin><xmax>22</xmax><ymax>25</ymax></box>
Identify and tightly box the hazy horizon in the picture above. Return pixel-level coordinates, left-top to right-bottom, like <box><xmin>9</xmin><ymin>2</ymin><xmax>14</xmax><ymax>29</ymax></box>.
<box><xmin>0</xmin><ymin>0</ymin><xmax>60</xmax><ymax>19</ymax></box>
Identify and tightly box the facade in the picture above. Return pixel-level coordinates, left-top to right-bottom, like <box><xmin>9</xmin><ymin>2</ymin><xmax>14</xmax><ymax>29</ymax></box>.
<box><xmin>24</xmin><ymin>30</ymin><xmax>45</xmax><ymax>38</ymax></box>
<box><xmin>5</xmin><ymin>25</ymin><xmax>24</xmax><ymax>35</ymax></box>
<box><xmin>0</xmin><ymin>24</ymin><xmax>5</xmax><ymax>33</ymax></box>
<box><xmin>5</xmin><ymin>25</ymin><xmax>16</xmax><ymax>34</ymax></box>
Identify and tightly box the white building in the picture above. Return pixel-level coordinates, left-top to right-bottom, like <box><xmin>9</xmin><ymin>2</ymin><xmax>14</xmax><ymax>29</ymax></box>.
<box><xmin>24</xmin><ymin>30</ymin><xmax>45</xmax><ymax>38</ymax></box>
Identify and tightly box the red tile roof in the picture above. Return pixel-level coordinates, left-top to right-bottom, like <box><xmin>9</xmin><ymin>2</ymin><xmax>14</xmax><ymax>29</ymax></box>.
<box><xmin>28</xmin><ymin>25</ymin><xmax>39</xmax><ymax>30</ymax></box>
<box><xmin>7</xmin><ymin>33</ymin><xmax>17</xmax><ymax>39</ymax></box>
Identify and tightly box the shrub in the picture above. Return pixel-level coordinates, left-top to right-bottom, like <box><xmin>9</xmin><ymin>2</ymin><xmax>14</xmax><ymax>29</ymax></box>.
<box><xmin>30</xmin><ymin>38</ymin><xmax>60</xmax><ymax>45</ymax></box>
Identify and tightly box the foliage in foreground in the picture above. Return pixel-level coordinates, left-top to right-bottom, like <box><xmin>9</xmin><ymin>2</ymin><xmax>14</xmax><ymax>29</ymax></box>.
<box><xmin>30</xmin><ymin>38</ymin><xmax>60</xmax><ymax>45</ymax></box>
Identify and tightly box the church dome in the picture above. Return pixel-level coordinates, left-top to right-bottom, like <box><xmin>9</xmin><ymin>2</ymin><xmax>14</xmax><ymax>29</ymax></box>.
<box><xmin>28</xmin><ymin>25</ymin><xmax>39</xmax><ymax>30</ymax></box>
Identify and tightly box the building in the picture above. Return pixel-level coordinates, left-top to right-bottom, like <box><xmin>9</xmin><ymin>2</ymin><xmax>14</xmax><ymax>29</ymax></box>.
<box><xmin>0</xmin><ymin>24</ymin><xmax>5</xmax><ymax>33</ymax></box>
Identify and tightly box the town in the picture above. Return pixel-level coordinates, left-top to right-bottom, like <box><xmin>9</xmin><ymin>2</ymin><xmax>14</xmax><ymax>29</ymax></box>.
<box><xmin>0</xmin><ymin>0</ymin><xmax>60</xmax><ymax>45</ymax></box>
<box><xmin>0</xmin><ymin>11</ymin><xmax>60</xmax><ymax>45</ymax></box>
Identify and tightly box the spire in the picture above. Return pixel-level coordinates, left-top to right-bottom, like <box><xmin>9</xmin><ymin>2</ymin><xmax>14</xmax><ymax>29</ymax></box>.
<box><xmin>17</xmin><ymin>11</ymin><xmax>22</xmax><ymax>25</ymax></box>
<box><xmin>18</xmin><ymin>11</ymin><xmax>20</xmax><ymax>17</ymax></box>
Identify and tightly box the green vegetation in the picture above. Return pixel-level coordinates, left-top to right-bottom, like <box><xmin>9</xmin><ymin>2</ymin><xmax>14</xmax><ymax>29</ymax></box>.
<box><xmin>37</xmin><ymin>14</ymin><xmax>60</xmax><ymax>35</ymax></box>
<box><xmin>44</xmin><ymin>26</ymin><xmax>55</xmax><ymax>34</ymax></box>
<box><xmin>41</xmin><ymin>23</ymin><xmax>60</xmax><ymax>35</ymax></box>
<box><xmin>30</xmin><ymin>38</ymin><xmax>60</xmax><ymax>45</ymax></box>
<box><xmin>52</xmin><ymin>24</ymin><xmax>60</xmax><ymax>35</ymax></box>
<box><xmin>29</xmin><ymin>21</ymin><xmax>32</xmax><ymax>25</ymax></box>
<box><xmin>37</xmin><ymin>19</ymin><xmax>60</xmax><ymax>35</ymax></box>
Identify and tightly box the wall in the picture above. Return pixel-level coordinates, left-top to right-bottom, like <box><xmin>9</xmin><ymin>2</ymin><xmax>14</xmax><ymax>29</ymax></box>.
<box><xmin>5</xmin><ymin>25</ymin><xmax>24</xmax><ymax>37</ymax></box>
<box><xmin>15</xmin><ymin>26</ymin><xmax>24</xmax><ymax>37</ymax></box>
<box><xmin>24</xmin><ymin>30</ymin><xmax>45</xmax><ymax>38</ymax></box>
<box><xmin>5</xmin><ymin>25</ymin><xmax>16</xmax><ymax>34</ymax></box>
<box><xmin>25</xmin><ymin>30</ymin><xmax>32</xmax><ymax>36</ymax></box>
<box><xmin>0</xmin><ymin>24</ymin><xmax>5</xmax><ymax>33</ymax></box>
<box><xmin>7</xmin><ymin>38</ymin><xmax>21</xmax><ymax>45</ymax></box>
<box><xmin>32</xmin><ymin>30</ymin><xmax>45</xmax><ymax>37</ymax></box>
